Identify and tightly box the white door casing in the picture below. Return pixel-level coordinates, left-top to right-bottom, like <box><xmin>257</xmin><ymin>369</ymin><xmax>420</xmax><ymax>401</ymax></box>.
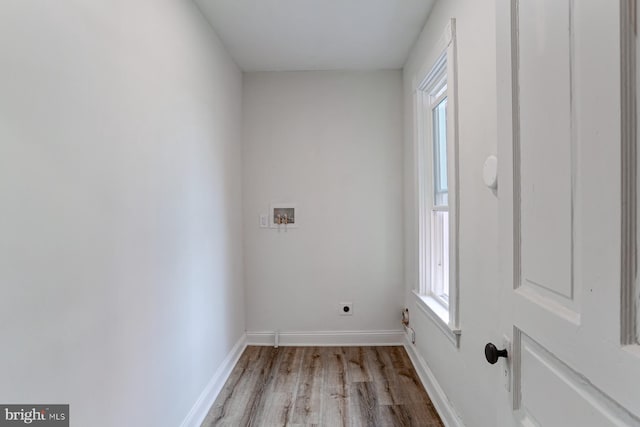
<box><xmin>496</xmin><ymin>1</ymin><xmax>640</xmax><ymax>426</ymax></box>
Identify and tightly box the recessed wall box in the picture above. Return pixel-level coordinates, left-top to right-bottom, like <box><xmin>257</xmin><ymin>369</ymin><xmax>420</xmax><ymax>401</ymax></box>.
<box><xmin>270</xmin><ymin>203</ymin><xmax>298</xmax><ymax>229</ymax></box>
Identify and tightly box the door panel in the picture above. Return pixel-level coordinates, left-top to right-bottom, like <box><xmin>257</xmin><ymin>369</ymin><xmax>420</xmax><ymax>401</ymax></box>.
<box><xmin>496</xmin><ymin>0</ymin><xmax>640</xmax><ymax>425</ymax></box>
<box><xmin>518</xmin><ymin>0</ymin><xmax>574</xmax><ymax>304</ymax></box>
<box><xmin>517</xmin><ymin>330</ymin><xmax>639</xmax><ymax>427</ymax></box>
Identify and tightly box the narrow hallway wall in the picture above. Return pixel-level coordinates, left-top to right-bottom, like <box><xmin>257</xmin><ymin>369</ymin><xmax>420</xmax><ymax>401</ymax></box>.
<box><xmin>403</xmin><ymin>0</ymin><xmax>501</xmax><ymax>425</ymax></box>
<box><xmin>0</xmin><ymin>1</ymin><xmax>244</xmax><ymax>425</ymax></box>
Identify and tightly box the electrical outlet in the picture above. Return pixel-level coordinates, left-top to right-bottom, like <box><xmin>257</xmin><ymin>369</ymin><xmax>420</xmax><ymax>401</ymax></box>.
<box><xmin>339</xmin><ymin>302</ymin><xmax>353</xmax><ymax>316</ymax></box>
<box><xmin>259</xmin><ymin>214</ymin><xmax>268</xmax><ymax>228</ymax></box>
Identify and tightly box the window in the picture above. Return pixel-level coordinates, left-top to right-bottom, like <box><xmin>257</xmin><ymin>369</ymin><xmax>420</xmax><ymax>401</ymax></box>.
<box><xmin>414</xmin><ymin>20</ymin><xmax>460</xmax><ymax>347</ymax></box>
<box><xmin>429</xmin><ymin>79</ymin><xmax>450</xmax><ymax>308</ymax></box>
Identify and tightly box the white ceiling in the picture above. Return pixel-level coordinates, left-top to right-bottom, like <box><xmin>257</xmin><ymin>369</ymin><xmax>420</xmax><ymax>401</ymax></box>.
<box><xmin>195</xmin><ymin>0</ymin><xmax>435</xmax><ymax>71</ymax></box>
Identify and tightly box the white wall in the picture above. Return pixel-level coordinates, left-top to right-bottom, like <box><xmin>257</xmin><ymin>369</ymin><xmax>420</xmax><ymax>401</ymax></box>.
<box><xmin>0</xmin><ymin>1</ymin><xmax>244</xmax><ymax>426</ymax></box>
<box><xmin>403</xmin><ymin>0</ymin><xmax>500</xmax><ymax>425</ymax></box>
<box><xmin>242</xmin><ymin>71</ymin><xmax>404</xmax><ymax>336</ymax></box>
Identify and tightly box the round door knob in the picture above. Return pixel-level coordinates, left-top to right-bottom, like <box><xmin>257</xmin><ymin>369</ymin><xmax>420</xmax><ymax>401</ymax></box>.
<box><xmin>484</xmin><ymin>343</ymin><xmax>508</xmax><ymax>364</ymax></box>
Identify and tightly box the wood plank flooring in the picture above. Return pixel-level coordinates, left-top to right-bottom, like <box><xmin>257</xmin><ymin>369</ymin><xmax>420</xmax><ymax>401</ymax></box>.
<box><xmin>201</xmin><ymin>346</ymin><xmax>444</xmax><ymax>427</ymax></box>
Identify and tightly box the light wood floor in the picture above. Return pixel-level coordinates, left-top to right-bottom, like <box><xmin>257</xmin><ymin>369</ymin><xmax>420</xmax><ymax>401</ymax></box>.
<box><xmin>201</xmin><ymin>346</ymin><xmax>444</xmax><ymax>427</ymax></box>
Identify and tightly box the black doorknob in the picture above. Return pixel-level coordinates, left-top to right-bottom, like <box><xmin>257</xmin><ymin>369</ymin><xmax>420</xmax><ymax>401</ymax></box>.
<box><xmin>484</xmin><ymin>343</ymin><xmax>508</xmax><ymax>364</ymax></box>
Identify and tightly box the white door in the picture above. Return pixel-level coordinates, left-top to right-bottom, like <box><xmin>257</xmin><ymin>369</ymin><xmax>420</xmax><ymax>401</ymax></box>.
<box><xmin>495</xmin><ymin>1</ymin><xmax>640</xmax><ymax>426</ymax></box>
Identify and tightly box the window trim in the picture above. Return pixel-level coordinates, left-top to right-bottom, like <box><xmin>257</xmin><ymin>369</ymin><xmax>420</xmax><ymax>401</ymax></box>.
<box><xmin>414</xmin><ymin>290</ymin><xmax>461</xmax><ymax>347</ymax></box>
<box><xmin>413</xmin><ymin>19</ymin><xmax>460</xmax><ymax>347</ymax></box>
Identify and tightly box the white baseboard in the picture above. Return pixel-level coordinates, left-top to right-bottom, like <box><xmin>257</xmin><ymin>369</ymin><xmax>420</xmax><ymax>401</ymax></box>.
<box><xmin>403</xmin><ymin>335</ymin><xmax>465</xmax><ymax>427</ymax></box>
<box><xmin>246</xmin><ymin>329</ymin><xmax>405</xmax><ymax>346</ymax></box>
<box><xmin>180</xmin><ymin>334</ymin><xmax>247</xmax><ymax>427</ymax></box>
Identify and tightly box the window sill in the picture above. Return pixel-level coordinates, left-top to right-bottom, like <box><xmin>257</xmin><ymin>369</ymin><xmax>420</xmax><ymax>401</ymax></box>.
<box><xmin>413</xmin><ymin>290</ymin><xmax>461</xmax><ymax>348</ymax></box>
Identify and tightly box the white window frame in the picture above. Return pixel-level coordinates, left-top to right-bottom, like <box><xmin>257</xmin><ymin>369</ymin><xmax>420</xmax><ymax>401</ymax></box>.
<box><xmin>413</xmin><ymin>19</ymin><xmax>461</xmax><ymax>347</ymax></box>
<box><xmin>426</xmin><ymin>73</ymin><xmax>450</xmax><ymax>309</ymax></box>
